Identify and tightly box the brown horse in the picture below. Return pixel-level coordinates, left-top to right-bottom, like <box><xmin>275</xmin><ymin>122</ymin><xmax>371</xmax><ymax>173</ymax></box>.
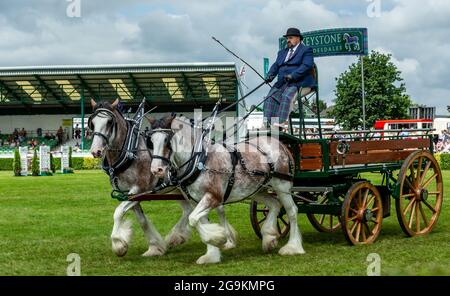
<box><xmin>149</xmin><ymin>114</ymin><xmax>305</xmax><ymax>264</ymax></box>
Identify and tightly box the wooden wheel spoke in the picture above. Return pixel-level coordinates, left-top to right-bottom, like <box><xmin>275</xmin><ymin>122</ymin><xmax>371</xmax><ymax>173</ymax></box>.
<box><xmin>370</xmin><ymin>217</ymin><xmax>379</xmax><ymax>224</ymax></box>
<box><xmin>366</xmin><ymin>196</ymin><xmax>376</xmax><ymax>209</ymax></box>
<box><xmin>401</xmin><ymin>193</ymin><xmax>415</xmax><ymax>199</ymax></box>
<box><xmin>319</xmin><ymin>214</ymin><xmax>325</xmax><ymax>225</ymax></box>
<box><xmin>355</xmin><ymin>223</ymin><xmax>362</xmax><ymax>241</ymax></box>
<box><xmin>350</xmin><ymin>208</ymin><xmax>358</xmax><ymax>214</ymax></box>
<box><xmin>408</xmin><ymin>201</ymin><xmax>417</xmax><ymax>229</ymax></box>
<box><xmin>422</xmin><ymin>199</ymin><xmax>437</xmax><ymax>214</ymax></box>
<box><xmin>419</xmin><ymin>161</ymin><xmax>431</xmax><ymax>185</ymax></box>
<box><xmin>402</xmin><ymin>198</ymin><xmax>415</xmax><ymax>216</ymax></box>
<box><xmin>349</xmin><ymin>215</ymin><xmax>358</xmax><ymax>222</ymax></box>
<box><xmin>418</xmin><ymin>202</ymin><xmax>429</xmax><ymax>228</ymax></box>
<box><xmin>350</xmin><ymin>220</ymin><xmax>358</xmax><ymax>234</ymax></box>
<box><xmin>422</xmin><ymin>173</ymin><xmax>438</xmax><ymax>189</ymax></box>
<box><xmin>404</xmin><ymin>176</ymin><xmax>416</xmax><ymax>192</ymax></box>
<box><xmin>362</xmin><ymin>189</ymin><xmax>370</xmax><ymax>208</ymax></box>
<box><xmin>365</xmin><ymin>222</ymin><xmax>374</xmax><ymax>235</ymax></box>
<box><xmin>361</xmin><ymin>223</ymin><xmax>367</xmax><ymax>241</ymax></box>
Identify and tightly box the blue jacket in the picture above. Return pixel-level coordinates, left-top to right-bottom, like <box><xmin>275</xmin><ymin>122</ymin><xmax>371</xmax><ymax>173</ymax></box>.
<box><xmin>267</xmin><ymin>43</ymin><xmax>316</xmax><ymax>89</ymax></box>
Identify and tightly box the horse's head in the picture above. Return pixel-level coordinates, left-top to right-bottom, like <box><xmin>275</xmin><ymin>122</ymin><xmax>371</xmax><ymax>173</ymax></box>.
<box><xmin>88</xmin><ymin>98</ymin><xmax>120</xmax><ymax>158</ymax></box>
<box><xmin>148</xmin><ymin>113</ymin><xmax>177</xmax><ymax>178</ymax></box>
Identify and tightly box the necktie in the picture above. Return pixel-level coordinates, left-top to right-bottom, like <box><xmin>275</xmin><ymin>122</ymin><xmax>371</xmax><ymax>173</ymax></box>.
<box><xmin>286</xmin><ymin>48</ymin><xmax>294</xmax><ymax>61</ymax></box>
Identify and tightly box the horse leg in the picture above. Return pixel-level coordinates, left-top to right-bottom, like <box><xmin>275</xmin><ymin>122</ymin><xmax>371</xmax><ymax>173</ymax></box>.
<box><xmin>188</xmin><ymin>193</ymin><xmax>227</xmax><ymax>263</ymax></box>
<box><xmin>253</xmin><ymin>194</ymin><xmax>282</xmax><ymax>252</ymax></box>
<box><xmin>111</xmin><ymin>201</ymin><xmax>138</xmax><ymax>257</ymax></box>
<box><xmin>132</xmin><ymin>203</ymin><xmax>167</xmax><ymax>257</ymax></box>
<box><xmin>165</xmin><ymin>200</ymin><xmax>192</xmax><ymax>248</ymax></box>
<box><xmin>216</xmin><ymin>205</ymin><xmax>238</xmax><ymax>250</ymax></box>
<box><xmin>272</xmin><ymin>181</ymin><xmax>305</xmax><ymax>255</ymax></box>
<box><xmin>196</xmin><ymin>217</ymin><xmax>222</xmax><ymax>264</ymax></box>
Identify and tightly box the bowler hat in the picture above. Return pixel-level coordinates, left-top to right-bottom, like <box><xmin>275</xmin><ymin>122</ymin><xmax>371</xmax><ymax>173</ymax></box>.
<box><xmin>283</xmin><ymin>27</ymin><xmax>303</xmax><ymax>39</ymax></box>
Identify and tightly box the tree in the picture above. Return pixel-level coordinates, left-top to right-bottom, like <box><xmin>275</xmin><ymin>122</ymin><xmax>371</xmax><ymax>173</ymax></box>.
<box><xmin>31</xmin><ymin>149</ymin><xmax>39</xmax><ymax>176</ymax></box>
<box><xmin>331</xmin><ymin>51</ymin><xmax>412</xmax><ymax>130</ymax></box>
<box><xmin>13</xmin><ymin>148</ymin><xmax>21</xmax><ymax>176</ymax></box>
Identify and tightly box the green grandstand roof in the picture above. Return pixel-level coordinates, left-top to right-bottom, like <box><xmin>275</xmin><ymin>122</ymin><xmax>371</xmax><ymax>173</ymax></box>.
<box><xmin>0</xmin><ymin>62</ymin><xmax>240</xmax><ymax>115</ymax></box>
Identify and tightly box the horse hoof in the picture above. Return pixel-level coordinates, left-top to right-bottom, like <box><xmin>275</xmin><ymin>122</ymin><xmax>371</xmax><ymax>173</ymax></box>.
<box><xmin>262</xmin><ymin>235</ymin><xmax>278</xmax><ymax>252</ymax></box>
<box><xmin>222</xmin><ymin>240</ymin><xmax>237</xmax><ymax>250</ymax></box>
<box><xmin>196</xmin><ymin>254</ymin><xmax>221</xmax><ymax>264</ymax></box>
<box><xmin>112</xmin><ymin>238</ymin><xmax>128</xmax><ymax>257</ymax></box>
<box><xmin>278</xmin><ymin>244</ymin><xmax>305</xmax><ymax>256</ymax></box>
<box><xmin>165</xmin><ymin>233</ymin><xmax>189</xmax><ymax>248</ymax></box>
<box><xmin>142</xmin><ymin>245</ymin><xmax>166</xmax><ymax>257</ymax></box>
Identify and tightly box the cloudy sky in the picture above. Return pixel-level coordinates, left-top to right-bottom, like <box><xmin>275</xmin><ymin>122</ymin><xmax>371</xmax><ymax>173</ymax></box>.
<box><xmin>0</xmin><ymin>0</ymin><xmax>449</xmax><ymax>114</ymax></box>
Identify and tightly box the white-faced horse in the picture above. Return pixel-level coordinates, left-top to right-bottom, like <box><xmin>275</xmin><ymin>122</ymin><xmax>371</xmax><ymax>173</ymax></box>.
<box><xmin>149</xmin><ymin>114</ymin><xmax>305</xmax><ymax>264</ymax></box>
<box><xmin>89</xmin><ymin>99</ymin><xmax>236</xmax><ymax>258</ymax></box>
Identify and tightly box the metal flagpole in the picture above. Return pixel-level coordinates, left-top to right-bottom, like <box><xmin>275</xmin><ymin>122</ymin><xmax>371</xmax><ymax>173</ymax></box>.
<box><xmin>361</xmin><ymin>55</ymin><xmax>366</xmax><ymax>130</ymax></box>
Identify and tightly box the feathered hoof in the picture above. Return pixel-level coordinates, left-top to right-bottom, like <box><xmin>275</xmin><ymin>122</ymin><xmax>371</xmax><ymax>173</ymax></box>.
<box><xmin>278</xmin><ymin>243</ymin><xmax>305</xmax><ymax>256</ymax></box>
<box><xmin>222</xmin><ymin>240</ymin><xmax>237</xmax><ymax>250</ymax></box>
<box><xmin>199</xmin><ymin>223</ymin><xmax>227</xmax><ymax>248</ymax></box>
<box><xmin>262</xmin><ymin>234</ymin><xmax>279</xmax><ymax>252</ymax></box>
<box><xmin>196</xmin><ymin>254</ymin><xmax>221</xmax><ymax>264</ymax></box>
<box><xmin>165</xmin><ymin>232</ymin><xmax>189</xmax><ymax>249</ymax></box>
<box><xmin>142</xmin><ymin>245</ymin><xmax>166</xmax><ymax>257</ymax></box>
<box><xmin>112</xmin><ymin>237</ymin><xmax>128</xmax><ymax>257</ymax></box>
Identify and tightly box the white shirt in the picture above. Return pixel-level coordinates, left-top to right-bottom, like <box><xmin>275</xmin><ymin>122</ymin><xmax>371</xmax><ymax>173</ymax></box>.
<box><xmin>284</xmin><ymin>43</ymin><xmax>300</xmax><ymax>62</ymax></box>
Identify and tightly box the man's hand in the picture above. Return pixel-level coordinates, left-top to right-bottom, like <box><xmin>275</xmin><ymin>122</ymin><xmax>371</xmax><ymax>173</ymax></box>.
<box><xmin>265</xmin><ymin>74</ymin><xmax>275</xmax><ymax>83</ymax></box>
<box><xmin>284</xmin><ymin>74</ymin><xmax>293</xmax><ymax>83</ymax></box>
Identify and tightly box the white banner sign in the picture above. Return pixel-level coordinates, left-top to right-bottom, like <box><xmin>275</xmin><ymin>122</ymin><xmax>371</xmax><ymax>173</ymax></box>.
<box><xmin>61</xmin><ymin>146</ymin><xmax>70</xmax><ymax>172</ymax></box>
<box><xmin>19</xmin><ymin>146</ymin><xmax>28</xmax><ymax>176</ymax></box>
<box><xmin>39</xmin><ymin>146</ymin><xmax>51</xmax><ymax>174</ymax></box>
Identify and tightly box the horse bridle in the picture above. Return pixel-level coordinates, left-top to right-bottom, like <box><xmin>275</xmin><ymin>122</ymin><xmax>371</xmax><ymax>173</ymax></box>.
<box><xmin>88</xmin><ymin>108</ymin><xmax>118</xmax><ymax>146</ymax></box>
<box><xmin>149</xmin><ymin>128</ymin><xmax>175</xmax><ymax>165</ymax></box>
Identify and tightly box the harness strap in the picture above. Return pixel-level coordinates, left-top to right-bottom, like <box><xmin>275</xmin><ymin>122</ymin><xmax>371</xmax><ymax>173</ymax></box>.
<box><xmin>222</xmin><ymin>146</ymin><xmax>238</xmax><ymax>202</ymax></box>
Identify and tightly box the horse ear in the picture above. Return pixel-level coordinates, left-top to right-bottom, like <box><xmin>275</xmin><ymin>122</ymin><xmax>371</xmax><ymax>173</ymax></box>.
<box><xmin>90</xmin><ymin>99</ymin><xmax>97</xmax><ymax>109</ymax></box>
<box><xmin>147</xmin><ymin>117</ymin><xmax>156</xmax><ymax>127</ymax></box>
<box><xmin>171</xmin><ymin>112</ymin><xmax>176</xmax><ymax>118</ymax></box>
<box><xmin>111</xmin><ymin>99</ymin><xmax>119</xmax><ymax>109</ymax></box>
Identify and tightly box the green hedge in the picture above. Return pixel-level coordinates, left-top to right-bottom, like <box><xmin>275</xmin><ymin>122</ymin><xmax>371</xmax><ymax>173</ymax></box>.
<box><xmin>436</xmin><ymin>153</ymin><xmax>450</xmax><ymax>170</ymax></box>
<box><xmin>0</xmin><ymin>157</ymin><xmax>102</xmax><ymax>171</ymax></box>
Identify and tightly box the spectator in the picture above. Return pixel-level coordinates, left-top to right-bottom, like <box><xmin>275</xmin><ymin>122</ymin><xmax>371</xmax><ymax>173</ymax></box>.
<box><xmin>74</xmin><ymin>124</ymin><xmax>81</xmax><ymax>140</ymax></box>
<box><xmin>56</xmin><ymin>126</ymin><xmax>63</xmax><ymax>145</ymax></box>
<box><xmin>37</xmin><ymin>127</ymin><xmax>42</xmax><ymax>137</ymax></box>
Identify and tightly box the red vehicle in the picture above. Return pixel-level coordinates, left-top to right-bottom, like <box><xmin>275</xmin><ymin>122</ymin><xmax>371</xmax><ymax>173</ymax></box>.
<box><xmin>374</xmin><ymin>119</ymin><xmax>433</xmax><ymax>131</ymax></box>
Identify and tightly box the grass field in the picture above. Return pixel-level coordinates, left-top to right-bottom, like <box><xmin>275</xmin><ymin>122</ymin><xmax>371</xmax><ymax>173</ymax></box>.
<box><xmin>0</xmin><ymin>170</ymin><xmax>448</xmax><ymax>276</ymax></box>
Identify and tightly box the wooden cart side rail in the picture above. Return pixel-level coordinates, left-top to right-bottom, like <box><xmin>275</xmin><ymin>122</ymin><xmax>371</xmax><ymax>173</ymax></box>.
<box><xmin>329</xmin><ymin>138</ymin><xmax>431</xmax><ymax>154</ymax></box>
<box><xmin>329</xmin><ymin>138</ymin><xmax>432</xmax><ymax>166</ymax></box>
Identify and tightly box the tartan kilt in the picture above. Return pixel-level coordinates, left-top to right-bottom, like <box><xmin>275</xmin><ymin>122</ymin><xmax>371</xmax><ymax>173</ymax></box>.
<box><xmin>263</xmin><ymin>85</ymin><xmax>298</xmax><ymax>124</ymax></box>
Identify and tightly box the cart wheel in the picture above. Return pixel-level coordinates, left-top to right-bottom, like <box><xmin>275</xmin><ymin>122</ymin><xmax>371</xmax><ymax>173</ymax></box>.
<box><xmin>250</xmin><ymin>200</ymin><xmax>290</xmax><ymax>240</ymax></box>
<box><xmin>395</xmin><ymin>150</ymin><xmax>443</xmax><ymax>237</ymax></box>
<box><xmin>306</xmin><ymin>193</ymin><xmax>342</xmax><ymax>233</ymax></box>
<box><xmin>341</xmin><ymin>182</ymin><xmax>383</xmax><ymax>245</ymax></box>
